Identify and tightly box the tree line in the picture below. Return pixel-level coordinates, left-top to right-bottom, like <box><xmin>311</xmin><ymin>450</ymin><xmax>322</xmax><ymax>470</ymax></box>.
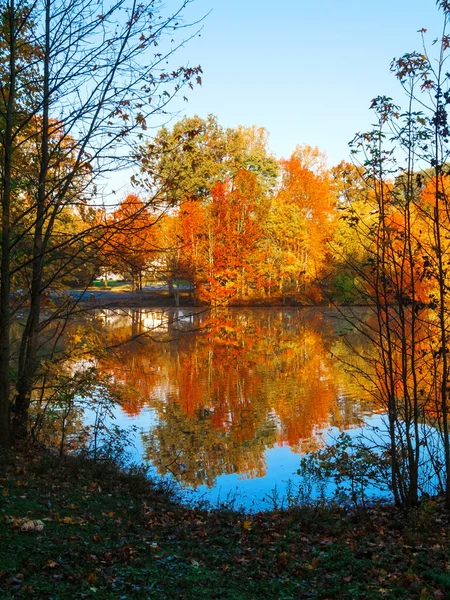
<box><xmin>103</xmin><ymin>119</ymin><xmax>337</xmax><ymax>306</ymax></box>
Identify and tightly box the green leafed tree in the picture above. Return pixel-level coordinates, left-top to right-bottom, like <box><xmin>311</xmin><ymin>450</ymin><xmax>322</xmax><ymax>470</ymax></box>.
<box><xmin>133</xmin><ymin>114</ymin><xmax>279</xmax><ymax>204</ymax></box>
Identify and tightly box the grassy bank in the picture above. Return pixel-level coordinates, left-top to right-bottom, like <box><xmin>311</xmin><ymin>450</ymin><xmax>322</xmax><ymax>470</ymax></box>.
<box><xmin>1</xmin><ymin>451</ymin><xmax>450</xmax><ymax>599</ymax></box>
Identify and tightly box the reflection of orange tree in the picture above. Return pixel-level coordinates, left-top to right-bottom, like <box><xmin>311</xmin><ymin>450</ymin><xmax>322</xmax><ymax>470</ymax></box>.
<box><xmin>89</xmin><ymin>309</ymin><xmax>173</xmax><ymax>416</ymax></box>
<box><xmin>252</xmin><ymin>311</ymin><xmax>346</xmax><ymax>452</ymax></box>
<box><xmin>100</xmin><ymin>347</ymin><xmax>160</xmax><ymax>417</ymax></box>
<box><xmin>271</xmin><ymin>330</ymin><xmax>337</xmax><ymax>451</ymax></box>
<box><xmin>330</xmin><ymin>334</ymin><xmax>378</xmax><ymax>420</ymax></box>
<box><xmin>86</xmin><ymin>308</ymin><xmax>375</xmax><ymax>487</ymax></box>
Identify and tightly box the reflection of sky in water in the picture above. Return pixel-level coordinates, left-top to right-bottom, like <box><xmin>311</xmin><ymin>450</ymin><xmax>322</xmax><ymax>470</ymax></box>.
<box><xmin>79</xmin><ymin>307</ymin><xmax>393</xmax><ymax>511</ymax></box>
<box><xmin>107</xmin><ymin>403</ymin><xmax>393</xmax><ymax>511</ymax></box>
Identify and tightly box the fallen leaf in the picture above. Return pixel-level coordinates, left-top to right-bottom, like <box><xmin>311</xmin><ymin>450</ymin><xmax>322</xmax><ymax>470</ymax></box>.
<box><xmin>87</xmin><ymin>572</ymin><xmax>97</xmax><ymax>584</ymax></box>
<box><xmin>46</xmin><ymin>560</ymin><xmax>58</xmax><ymax>568</ymax></box>
<box><xmin>21</xmin><ymin>520</ymin><xmax>44</xmax><ymax>532</ymax></box>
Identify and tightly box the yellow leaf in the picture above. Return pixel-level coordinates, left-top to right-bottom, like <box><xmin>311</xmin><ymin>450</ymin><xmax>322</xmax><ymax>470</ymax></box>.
<box><xmin>61</xmin><ymin>516</ymin><xmax>74</xmax><ymax>524</ymax></box>
<box><xmin>47</xmin><ymin>560</ymin><xmax>58</xmax><ymax>568</ymax></box>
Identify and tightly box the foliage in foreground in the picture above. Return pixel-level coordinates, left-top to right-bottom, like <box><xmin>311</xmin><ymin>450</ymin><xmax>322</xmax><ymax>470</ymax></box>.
<box><xmin>1</xmin><ymin>451</ymin><xmax>450</xmax><ymax>599</ymax></box>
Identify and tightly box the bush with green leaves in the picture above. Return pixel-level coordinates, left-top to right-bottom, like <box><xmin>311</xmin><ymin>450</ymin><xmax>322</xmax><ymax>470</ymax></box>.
<box><xmin>298</xmin><ymin>432</ymin><xmax>391</xmax><ymax>508</ymax></box>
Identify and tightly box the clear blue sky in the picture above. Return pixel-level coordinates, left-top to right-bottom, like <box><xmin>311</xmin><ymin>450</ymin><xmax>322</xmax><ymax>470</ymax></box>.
<box><xmin>164</xmin><ymin>0</ymin><xmax>445</xmax><ymax>167</ymax></box>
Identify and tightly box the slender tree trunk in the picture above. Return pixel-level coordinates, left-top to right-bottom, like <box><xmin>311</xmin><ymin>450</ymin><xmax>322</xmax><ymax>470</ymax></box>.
<box><xmin>374</xmin><ymin>151</ymin><xmax>403</xmax><ymax>506</ymax></box>
<box><xmin>404</xmin><ymin>112</ymin><xmax>420</xmax><ymax>507</ymax></box>
<box><xmin>13</xmin><ymin>0</ymin><xmax>50</xmax><ymax>440</ymax></box>
<box><xmin>434</xmin><ymin>178</ymin><xmax>450</xmax><ymax>507</ymax></box>
<box><xmin>0</xmin><ymin>0</ymin><xmax>17</xmax><ymax>448</ymax></box>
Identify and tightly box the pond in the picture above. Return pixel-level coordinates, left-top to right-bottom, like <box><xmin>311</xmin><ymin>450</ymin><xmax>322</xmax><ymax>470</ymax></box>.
<box><xmin>79</xmin><ymin>307</ymin><xmax>383</xmax><ymax>509</ymax></box>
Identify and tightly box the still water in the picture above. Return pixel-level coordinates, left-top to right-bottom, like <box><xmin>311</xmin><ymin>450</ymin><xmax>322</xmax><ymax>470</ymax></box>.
<box><xmin>85</xmin><ymin>307</ymin><xmax>379</xmax><ymax>509</ymax></box>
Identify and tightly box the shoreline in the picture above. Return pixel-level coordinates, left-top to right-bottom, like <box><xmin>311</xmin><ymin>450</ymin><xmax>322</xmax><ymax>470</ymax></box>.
<box><xmin>1</xmin><ymin>449</ymin><xmax>449</xmax><ymax>599</ymax></box>
<box><xmin>67</xmin><ymin>290</ymin><xmax>374</xmax><ymax>310</ymax></box>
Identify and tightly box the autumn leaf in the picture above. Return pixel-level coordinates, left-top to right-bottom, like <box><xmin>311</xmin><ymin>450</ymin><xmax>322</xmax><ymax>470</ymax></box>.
<box><xmin>46</xmin><ymin>560</ymin><xmax>58</xmax><ymax>568</ymax></box>
<box><xmin>21</xmin><ymin>519</ymin><xmax>44</xmax><ymax>532</ymax></box>
<box><xmin>61</xmin><ymin>516</ymin><xmax>75</xmax><ymax>524</ymax></box>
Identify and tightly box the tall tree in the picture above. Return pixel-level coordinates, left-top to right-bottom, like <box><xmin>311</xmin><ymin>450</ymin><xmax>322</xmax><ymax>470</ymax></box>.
<box><xmin>178</xmin><ymin>169</ymin><xmax>267</xmax><ymax>305</ymax></box>
<box><xmin>207</xmin><ymin>169</ymin><xmax>265</xmax><ymax>305</ymax></box>
<box><xmin>133</xmin><ymin>114</ymin><xmax>279</xmax><ymax>204</ymax></box>
<box><xmin>266</xmin><ymin>146</ymin><xmax>336</xmax><ymax>302</ymax></box>
<box><xmin>345</xmin><ymin>3</ymin><xmax>450</xmax><ymax>505</ymax></box>
<box><xmin>0</xmin><ymin>0</ymin><xmax>202</xmax><ymax>446</ymax></box>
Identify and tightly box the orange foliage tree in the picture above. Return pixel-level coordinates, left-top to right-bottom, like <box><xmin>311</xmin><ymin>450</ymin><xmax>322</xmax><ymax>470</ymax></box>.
<box><xmin>102</xmin><ymin>194</ymin><xmax>157</xmax><ymax>291</ymax></box>
<box><xmin>176</xmin><ymin>151</ymin><xmax>337</xmax><ymax>305</ymax></box>
<box><xmin>206</xmin><ymin>170</ymin><xmax>265</xmax><ymax>305</ymax></box>
<box><xmin>178</xmin><ymin>198</ymin><xmax>209</xmax><ymax>301</ymax></box>
<box><xmin>179</xmin><ymin>169</ymin><xmax>267</xmax><ymax>305</ymax></box>
<box><xmin>266</xmin><ymin>146</ymin><xmax>336</xmax><ymax>303</ymax></box>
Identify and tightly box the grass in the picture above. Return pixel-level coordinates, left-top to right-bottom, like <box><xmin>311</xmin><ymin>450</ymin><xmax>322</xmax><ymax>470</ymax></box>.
<box><xmin>1</xmin><ymin>450</ymin><xmax>450</xmax><ymax>599</ymax></box>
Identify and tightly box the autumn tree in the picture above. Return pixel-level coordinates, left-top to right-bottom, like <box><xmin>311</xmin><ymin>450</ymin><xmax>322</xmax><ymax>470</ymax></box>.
<box><xmin>155</xmin><ymin>135</ymin><xmax>338</xmax><ymax>306</ymax></box>
<box><xmin>0</xmin><ymin>0</ymin><xmax>202</xmax><ymax>446</ymax></box>
<box><xmin>102</xmin><ymin>194</ymin><xmax>157</xmax><ymax>291</ymax></box>
<box><xmin>266</xmin><ymin>146</ymin><xmax>336</xmax><ymax>303</ymax></box>
<box><xmin>207</xmin><ymin>169</ymin><xmax>266</xmax><ymax>304</ymax></box>
<box><xmin>344</xmin><ymin>4</ymin><xmax>450</xmax><ymax>506</ymax></box>
<box><xmin>178</xmin><ymin>169</ymin><xmax>268</xmax><ymax>305</ymax></box>
<box><xmin>329</xmin><ymin>162</ymin><xmax>377</xmax><ymax>303</ymax></box>
<box><xmin>137</xmin><ymin>117</ymin><xmax>279</xmax><ymax>305</ymax></box>
<box><xmin>151</xmin><ymin>212</ymin><xmax>187</xmax><ymax>305</ymax></box>
<box><xmin>178</xmin><ymin>197</ymin><xmax>208</xmax><ymax>302</ymax></box>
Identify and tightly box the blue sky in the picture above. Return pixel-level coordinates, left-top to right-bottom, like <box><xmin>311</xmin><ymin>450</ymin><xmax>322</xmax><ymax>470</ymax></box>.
<box><xmin>164</xmin><ymin>0</ymin><xmax>445</xmax><ymax>167</ymax></box>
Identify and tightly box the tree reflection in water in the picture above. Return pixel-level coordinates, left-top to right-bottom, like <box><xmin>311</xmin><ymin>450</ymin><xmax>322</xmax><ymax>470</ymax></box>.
<box><xmin>83</xmin><ymin>307</ymin><xmax>375</xmax><ymax>495</ymax></box>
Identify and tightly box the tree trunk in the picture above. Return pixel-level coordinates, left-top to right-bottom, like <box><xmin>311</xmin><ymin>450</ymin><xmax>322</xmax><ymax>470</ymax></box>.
<box><xmin>0</xmin><ymin>0</ymin><xmax>17</xmax><ymax>448</ymax></box>
<box><xmin>12</xmin><ymin>0</ymin><xmax>50</xmax><ymax>441</ymax></box>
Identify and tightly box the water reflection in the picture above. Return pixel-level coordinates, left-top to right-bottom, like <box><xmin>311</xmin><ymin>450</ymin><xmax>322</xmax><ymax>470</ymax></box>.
<box><xmin>81</xmin><ymin>307</ymin><xmax>376</xmax><ymax>504</ymax></box>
